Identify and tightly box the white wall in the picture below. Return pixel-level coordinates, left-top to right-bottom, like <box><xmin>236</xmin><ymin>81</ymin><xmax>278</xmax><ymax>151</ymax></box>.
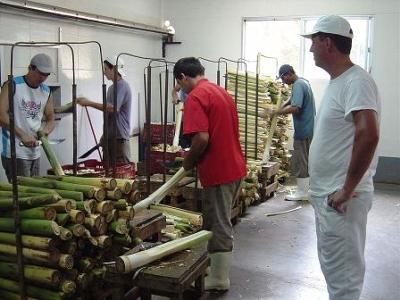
<box><xmin>33</xmin><ymin>0</ymin><xmax>162</xmax><ymax>27</ymax></box>
<box><xmin>0</xmin><ymin>0</ymin><xmax>163</xmax><ymax>181</ymax></box>
<box><xmin>163</xmin><ymin>0</ymin><xmax>400</xmax><ymax>159</ymax></box>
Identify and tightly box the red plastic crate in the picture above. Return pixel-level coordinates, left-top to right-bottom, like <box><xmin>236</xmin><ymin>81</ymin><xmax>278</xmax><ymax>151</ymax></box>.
<box><xmin>50</xmin><ymin>159</ymin><xmax>136</xmax><ymax>178</ymax></box>
<box><xmin>150</xmin><ymin>150</ymin><xmax>185</xmax><ymax>174</ymax></box>
<box><xmin>113</xmin><ymin>162</ymin><xmax>136</xmax><ymax>179</ymax></box>
<box><xmin>143</xmin><ymin>123</ymin><xmax>175</xmax><ymax>144</ymax></box>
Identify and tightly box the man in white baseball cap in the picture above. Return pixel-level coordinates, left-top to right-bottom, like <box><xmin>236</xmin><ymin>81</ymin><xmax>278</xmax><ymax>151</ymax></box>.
<box><xmin>0</xmin><ymin>53</ymin><xmax>55</xmax><ymax>180</ymax></box>
<box><xmin>303</xmin><ymin>15</ymin><xmax>380</xmax><ymax>299</ymax></box>
<box><xmin>301</xmin><ymin>15</ymin><xmax>354</xmax><ymax>39</ymax></box>
<box><xmin>104</xmin><ymin>56</ymin><xmax>126</xmax><ymax>77</ymax></box>
<box><xmin>77</xmin><ymin>55</ymin><xmax>132</xmax><ymax>163</ymax></box>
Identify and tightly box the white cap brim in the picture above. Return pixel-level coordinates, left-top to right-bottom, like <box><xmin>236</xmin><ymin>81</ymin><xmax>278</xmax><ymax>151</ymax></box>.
<box><xmin>105</xmin><ymin>56</ymin><xmax>126</xmax><ymax>77</ymax></box>
<box><xmin>36</xmin><ymin>67</ymin><xmax>54</xmax><ymax>74</ymax></box>
<box><xmin>300</xmin><ymin>30</ymin><xmax>318</xmax><ymax>39</ymax></box>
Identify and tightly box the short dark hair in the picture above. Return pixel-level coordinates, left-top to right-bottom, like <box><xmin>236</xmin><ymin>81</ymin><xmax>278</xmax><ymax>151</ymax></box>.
<box><xmin>279</xmin><ymin>64</ymin><xmax>295</xmax><ymax>78</ymax></box>
<box><xmin>104</xmin><ymin>60</ymin><xmax>123</xmax><ymax>77</ymax></box>
<box><xmin>312</xmin><ymin>32</ymin><xmax>352</xmax><ymax>54</ymax></box>
<box><xmin>103</xmin><ymin>60</ymin><xmax>113</xmax><ymax>69</ymax></box>
<box><xmin>173</xmin><ymin>57</ymin><xmax>205</xmax><ymax>80</ymax></box>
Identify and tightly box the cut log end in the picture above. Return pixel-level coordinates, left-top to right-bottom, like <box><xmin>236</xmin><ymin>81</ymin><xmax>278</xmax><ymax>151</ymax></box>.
<box><xmin>105</xmin><ymin>210</ymin><xmax>117</xmax><ymax>223</ymax></box>
<box><xmin>60</xmin><ymin>279</ymin><xmax>76</xmax><ymax>294</ymax></box>
<box><xmin>122</xmin><ymin>182</ymin><xmax>132</xmax><ymax>194</ymax></box>
<box><xmin>43</xmin><ymin>207</ymin><xmax>57</xmax><ymax>221</ymax></box>
<box><xmin>94</xmin><ymin>189</ymin><xmax>106</xmax><ymax>201</ymax></box>
<box><xmin>96</xmin><ymin>201</ymin><xmax>113</xmax><ymax>215</ymax></box>
<box><xmin>115</xmin><ymin>257</ymin><xmax>126</xmax><ymax>273</ymax></box>
<box><xmin>99</xmin><ymin>178</ymin><xmax>117</xmax><ymax>190</ymax></box>
<box><xmin>51</xmin><ymin>270</ymin><xmax>62</xmax><ymax>286</ymax></box>
<box><xmin>96</xmin><ymin>235</ymin><xmax>112</xmax><ymax>248</ymax></box>
<box><xmin>59</xmin><ymin>227</ymin><xmax>73</xmax><ymax>241</ymax></box>
<box><xmin>99</xmin><ymin>222</ymin><xmax>108</xmax><ymax>236</ymax></box>
<box><xmin>58</xmin><ymin>254</ymin><xmax>74</xmax><ymax>269</ymax></box>
<box><xmin>48</xmin><ymin>238</ymin><xmax>62</xmax><ymax>250</ymax></box>
<box><xmin>129</xmin><ymin>191</ymin><xmax>140</xmax><ymax>204</ymax></box>
<box><xmin>70</xmin><ymin>224</ymin><xmax>85</xmax><ymax>237</ymax></box>
<box><xmin>68</xmin><ymin>210</ymin><xmax>85</xmax><ymax>225</ymax></box>
<box><xmin>51</xmin><ymin>221</ymin><xmax>61</xmax><ymax>236</ymax></box>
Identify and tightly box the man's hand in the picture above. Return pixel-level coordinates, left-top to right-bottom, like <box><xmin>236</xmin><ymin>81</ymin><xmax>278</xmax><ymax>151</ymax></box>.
<box><xmin>172</xmin><ymin>94</ymin><xmax>180</xmax><ymax>105</ymax></box>
<box><xmin>327</xmin><ymin>189</ymin><xmax>358</xmax><ymax>213</ymax></box>
<box><xmin>20</xmin><ymin>132</ymin><xmax>38</xmax><ymax>147</ymax></box>
<box><xmin>182</xmin><ymin>132</ymin><xmax>209</xmax><ymax>171</ymax></box>
<box><xmin>76</xmin><ymin>97</ymin><xmax>91</xmax><ymax>106</ymax></box>
<box><xmin>260</xmin><ymin>107</ymin><xmax>277</xmax><ymax>118</ymax></box>
<box><xmin>41</xmin><ymin>128</ymin><xmax>50</xmax><ymax>136</ymax></box>
<box><xmin>171</xmin><ymin>85</ymin><xmax>180</xmax><ymax>104</ymax></box>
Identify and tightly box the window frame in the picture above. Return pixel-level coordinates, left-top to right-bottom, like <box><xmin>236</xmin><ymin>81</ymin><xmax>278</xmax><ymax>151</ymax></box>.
<box><xmin>242</xmin><ymin>15</ymin><xmax>374</xmax><ymax>77</ymax></box>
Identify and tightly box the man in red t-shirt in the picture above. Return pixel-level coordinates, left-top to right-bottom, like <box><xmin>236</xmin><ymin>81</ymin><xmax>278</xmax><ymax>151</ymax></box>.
<box><xmin>173</xmin><ymin>57</ymin><xmax>246</xmax><ymax>292</ymax></box>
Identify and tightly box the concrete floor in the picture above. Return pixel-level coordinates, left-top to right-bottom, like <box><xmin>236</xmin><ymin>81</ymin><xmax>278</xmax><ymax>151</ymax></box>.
<box><xmin>209</xmin><ymin>183</ymin><xmax>400</xmax><ymax>300</ymax></box>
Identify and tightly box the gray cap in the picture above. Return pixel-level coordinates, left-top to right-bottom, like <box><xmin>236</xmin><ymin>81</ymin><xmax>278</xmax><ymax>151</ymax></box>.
<box><xmin>30</xmin><ymin>53</ymin><xmax>54</xmax><ymax>74</ymax></box>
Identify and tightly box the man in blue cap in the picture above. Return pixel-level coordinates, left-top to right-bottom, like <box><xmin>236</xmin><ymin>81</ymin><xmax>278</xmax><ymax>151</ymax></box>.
<box><xmin>268</xmin><ymin>64</ymin><xmax>315</xmax><ymax>201</ymax></box>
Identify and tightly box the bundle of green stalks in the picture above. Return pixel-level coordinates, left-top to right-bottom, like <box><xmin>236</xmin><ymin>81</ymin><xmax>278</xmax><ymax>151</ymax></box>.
<box><xmin>0</xmin><ymin>175</ymin><xmax>140</xmax><ymax>298</ymax></box>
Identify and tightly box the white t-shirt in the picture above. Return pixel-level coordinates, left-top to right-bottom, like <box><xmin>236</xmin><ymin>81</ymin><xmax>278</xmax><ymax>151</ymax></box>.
<box><xmin>1</xmin><ymin>76</ymin><xmax>50</xmax><ymax>160</ymax></box>
<box><xmin>309</xmin><ymin>65</ymin><xmax>381</xmax><ymax>197</ymax></box>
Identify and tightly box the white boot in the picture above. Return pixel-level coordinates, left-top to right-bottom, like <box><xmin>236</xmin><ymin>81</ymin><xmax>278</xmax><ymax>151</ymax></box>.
<box><xmin>205</xmin><ymin>252</ymin><xmax>232</xmax><ymax>291</ymax></box>
<box><xmin>285</xmin><ymin>177</ymin><xmax>309</xmax><ymax>201</ymax></box>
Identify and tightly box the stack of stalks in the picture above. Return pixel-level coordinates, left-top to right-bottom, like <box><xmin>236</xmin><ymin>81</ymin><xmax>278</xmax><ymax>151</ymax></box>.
<box><xmin>270</xmin><ymin>84</ymin><xmax>292</xmax><ymax>181</ymax></box>
<box><xmin>227</xmin><ymin>71</ymin><xmax>273</xmax><ymax>160</ymax></box>
<box><xmin>240</xmin><ymin>164</ymin><xmax>261</xmax><ymax>207</ymax></box>
<box><xmin>0</xmin><ymin>175</ymin><xmax>137</xmax><ymax>299</ymax></box>
<box><xmin>271</xmin><ymin>116</ymin><xmax>291</xmax><ymax>181</ymax></box>
<box><xmin>150</xmin><ymin>204</ymin><xmax>202</xmax><ymax>240</ymax></box>
<box><xmin>227</xmin><ymin>71</ymin><xmax>291</xmax><ymax>200</ymax></box>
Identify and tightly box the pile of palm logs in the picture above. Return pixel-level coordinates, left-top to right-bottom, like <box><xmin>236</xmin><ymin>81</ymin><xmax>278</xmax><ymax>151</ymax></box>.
<box><xmin>226</xmin><ymin>71</ymin><xmax>292</xmax><ymax>203</ymax></box>
<box><xmin>0</xmin><ymin>175</ymin><xmax>138</xmax><ymax>299</ymax></box>
<box><xmin>271</xmin><ymin>116</ymin><xmax>292</xmax><ymax>181</ymax></box>
<box><xmin>227</xmin><ymin>71</ymin><xmax>273</xmax><ymax>160</ymax></box>
<box><xmin>240</xmin><ymin>164</ymin><xmax>261</xmax><ymax>207</ymax></box>
<box><xmin>271</xmin><ymin>85</ymin><xmax>292</xmax><ymax>181</ymax></box>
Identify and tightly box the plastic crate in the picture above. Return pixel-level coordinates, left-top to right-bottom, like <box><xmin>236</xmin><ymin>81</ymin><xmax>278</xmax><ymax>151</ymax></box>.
<box><xmin>113</xmin><ymin>162</ymin><xmax>136</xmax><ymax>179</ymax></box>
<box><xmin>50</xmin><ymin>159</ymin><xmax>136</xmax><ymax>178</ymax></box>
<box><xmin>142</xmin><ymin>123</ymin><xmax>175</xmax><ymax>145</ymax></box>
<box><xmin>150</xmin><ymin>150</ymin><xmax>185</xmax><ymax>174</ymax></box>
<box><xmin>137</xmin><ymin>150</ymin><xmax>185</xmax><ymax>175</ymax></box>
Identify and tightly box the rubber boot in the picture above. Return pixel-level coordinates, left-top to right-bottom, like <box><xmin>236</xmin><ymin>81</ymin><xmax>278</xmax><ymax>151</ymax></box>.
<box><xmin>205</xmin><ymin>252</ymin><xmax>232</xmax><ymax>291</ymax></box>
<box><xmin>285</xmin><ymin>177</ymin><xmax>309</xmax><ymax>201</ymax></box>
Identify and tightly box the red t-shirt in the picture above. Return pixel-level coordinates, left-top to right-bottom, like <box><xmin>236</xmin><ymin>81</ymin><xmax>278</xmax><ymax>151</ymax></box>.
<box><xmin>183</xmin><ymin>79</ymin><xmax>246</xmax><ymax>187</ymax></box>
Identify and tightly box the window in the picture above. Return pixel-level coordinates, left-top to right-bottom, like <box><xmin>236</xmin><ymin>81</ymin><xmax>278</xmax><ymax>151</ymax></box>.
<box><xmin>242</xmin><ymin>16</ymin><xmax>373</xmax><ymax>79</ymax></box>
<box><xmin>243</xmin><ymin>18</ymin><xmax>301</xmax><ymax>76</ymax></box>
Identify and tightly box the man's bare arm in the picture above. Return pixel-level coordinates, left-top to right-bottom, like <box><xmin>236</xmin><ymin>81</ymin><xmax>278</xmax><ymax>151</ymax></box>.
<box><xmin>183</xmin><ymin>132</ymin><xmax>209</xmax><ymax>171</ymax></box>
<box><xmin>329</xmin><ymin>109</ymin><xmax>379</xmax><ymax>213</ymax></box>
<box><xmin>76</xmin><ymin>97</ymin><xmax>115</xmax><ymax>112</ymax></box>
<box><xmin>42</xmin><ymin>94</ymin><xmax>55</xmax><ymax>136</ymax></box>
